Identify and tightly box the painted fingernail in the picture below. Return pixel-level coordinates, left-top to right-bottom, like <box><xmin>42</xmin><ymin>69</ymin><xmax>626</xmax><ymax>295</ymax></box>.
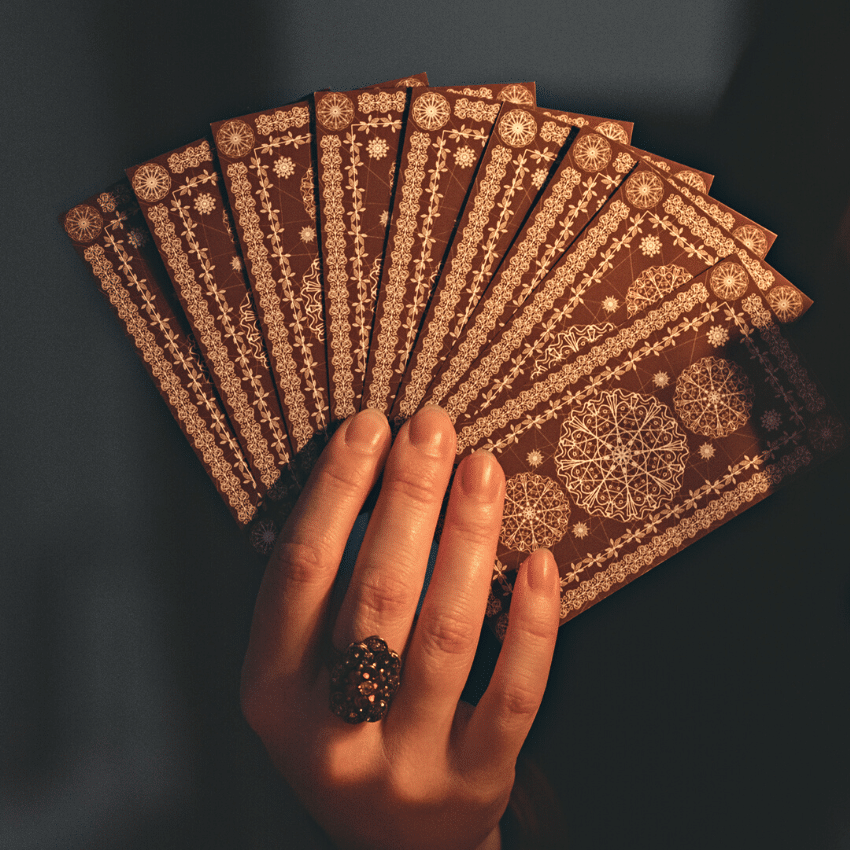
<box><xmin>409</xmin><ymin>404</ymin><xmax>454</xmax><ymax>457</ymax></box>
<box><xmin>525</xmin><ymin>548</ymin><xmax>557</xmax><ymax>592</ymax></box>
<box><xmin>460</xmin><ymin>449</ymin><xmax>502</xmax><ymax>499</ymax></box>
<box><xmin>345</xmin><ymin>408</ymin><xmax>388</xmax><ymax>452</ymax></box>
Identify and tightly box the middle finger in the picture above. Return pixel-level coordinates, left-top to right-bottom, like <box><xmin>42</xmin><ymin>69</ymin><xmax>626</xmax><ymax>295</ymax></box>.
<box><xmin>332</xmin><ymin>405</ymin><xmax>456</xmax><ymax>655</ymax></box>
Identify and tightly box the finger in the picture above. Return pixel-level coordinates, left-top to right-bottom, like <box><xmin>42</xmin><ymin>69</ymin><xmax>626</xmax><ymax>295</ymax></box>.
<box><xmin>462</xmin><ymin>549</ymin><xmax>560</xmax><ymax>774</ymax></box>
<box><xmin>332</xmin><ymin>405</ymin><xmax>456</xmax><ymax>657</ymax></box>
<box><xmin>389</xmin><ymin>449</ymin><xmax>504</xmax><ymax>738</ymax></box>
<box><xmin>243</xmin><ymin>410</ymin><xmax>391</xmax><ymax>693</ymax></box>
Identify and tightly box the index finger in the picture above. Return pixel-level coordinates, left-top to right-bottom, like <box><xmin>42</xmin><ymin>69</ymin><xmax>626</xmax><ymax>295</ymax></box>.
<box><xmin>243</xmin><ymin>410</ymin><xmax>391</xmax><ymax>689</ymax></box>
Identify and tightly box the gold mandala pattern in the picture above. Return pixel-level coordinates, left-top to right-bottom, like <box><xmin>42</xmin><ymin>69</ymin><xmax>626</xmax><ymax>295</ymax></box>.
<box><xmin>498</xmin><ymin>109</ymin><xmax>537</xmax><ymax>147</ymax></box>
<box><xmin>710</xmin><ymin>262</ymin><xmax>749</xmax><ymax>300</ymax></box>
<box><xmin>498</xmin><ymin>84</ymin><xmax>534</xmax><ymax>105</ymax></box>
<box><xmin>500</xmin><ymin>473</ymin><xmax>571</xmax><ymax>552</ymax></box>
<box><xmin>216</xmin><ymin>120</ymin><xmax>254</xmax><ymax>159</ymax></box>
<box><xmin>595</xmin><ymin>121</ymin><xmax>629</xmax><ymax>144</ymax></box>
<box><xmin>572</xmin><ymin>133</ymin><xmax>612</xmax><ymax>172</ymax></box>
<box><xmin>316</xmin><ymin>92</ymin><xmax>354</xmax><ymax>130</ymax></box>
<box><xmin>64</xmin><ymin>204</ymin><xmax>103</xmax><ymax>242</ymax></box>
<box><xmin>555</xmin><ymin>389</ymin><xmax>688</xmax><ymax>522</ymax></box>
<box><xmin>674</xmin><ymin>170</ymin><xmax>706</xmax><ymax>192</ymax></box>
<box><xmin>625</xmin><ymin>171</ymin><xmax>664</xmax><ymax>208</ymax></box>
<box><xmin>674</xmin><ymin>357</ymin><xmax>754</xmax><ymax>439</ymax></box>
<box><xmin>626</xmin><ymin>264</ymin><xmax>690</xmax><ymax>316</ymax></box>
<box><xmin>766</xmin><ymin>285</ymin><xmax>803</xmax><ymax>322</ymax></box>
<box><xmin>132</xmin><ymin>164</ymin><xmax>171</xmax><ymax>202</ymax></box>
<box><xmin>733</xmin><ymin>225</ymin><xmax>769</xmax><ymax>258</ymax></box>
<box><xmin>411</xmin><ymin>92</ymin><xmax>450</xmax><ymax>130</ymax></box>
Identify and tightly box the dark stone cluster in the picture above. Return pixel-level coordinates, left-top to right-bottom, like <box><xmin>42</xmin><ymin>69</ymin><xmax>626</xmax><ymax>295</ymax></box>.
<box><xmin>329</xmin><ymin>636</ymin><xmax>402</xmax><ymax>724</ymax></box>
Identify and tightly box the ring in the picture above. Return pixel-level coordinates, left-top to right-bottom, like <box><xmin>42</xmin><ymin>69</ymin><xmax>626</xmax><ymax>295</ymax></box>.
<box><xmin>329</xmin><ymin>635</ymin><xmax>402</xmax><ymax>724</ymax></box>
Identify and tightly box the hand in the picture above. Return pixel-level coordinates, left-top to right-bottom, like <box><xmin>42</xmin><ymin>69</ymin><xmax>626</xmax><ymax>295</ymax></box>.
<box><xmin>241</xmin><ymin>406</ymin><xmax>560</xmax><ymax>850</ymax></box>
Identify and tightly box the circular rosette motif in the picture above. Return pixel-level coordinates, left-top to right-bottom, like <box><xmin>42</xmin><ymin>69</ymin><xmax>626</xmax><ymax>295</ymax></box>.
<box><xmin>626</xmin><ymin>264</ymin><xmax>690</xmax><ymax>316</ymax></box>
<box><xmin>395</xmin><ymin>77</ymin><xmax>424</xmax><ymax>87</ymax></box>
<box><xmin>766</xmin><ymin>285</ymin><xmax>803</xmax><ymax>322</ymax></box>
<box><xmin>710</xmin><ymin>262</ymin><xmax>749</xmax><ymax>300</ymax></box>
<box><xmin>498</xmin><ymin>84</ymin><xmax>534</xmax><ymax>105</ymax></box>
<box><xmin>733</xmin><ymin>225</ymin><xmax>769</xmax><ymax>258</ymax></box>
<box><xmin>674</xmin><ymin>170</ymin><xmax>706</xmax><ymax>192</ymax></box>
<box><xmin>808</xmin><ymin>414</ymin><xmax>845</xmax><ymax>454</ymax></box>
<box><xmin>131</xmin><ymin>163</ymin><xmax>171</xmax><ymax>203</ymax></box>
<box><xmin>500</xmin><ymin>473</ymin><xmax>571</xmax><ymax>552</ymax></box>
<box><xmin>64</xmin><ymin>204</ymin><xmax>103</xmax><ymax>242</ymax></box>
<box><xmin>249</xmin><ymin>519</ymin><xmax>279</xmax><ymax>555</ymax></box>
<box><xmin>572</xmin><ymin>133</ymin><xmax>612</xmax><ymax>172</ymax></box>
<box><xmin>555</xmin><ymin>390</ymin><xmax>688</xmax><ymax>523</ymax></box>
<box><xmin>625</xmin><ymin>171</ymin><xmax>664</xmax><ymax>208</ymax></box>
<box><xmin>411</xmin><ymin>91</ymin><xmax>451</xmax><ymax>130</ymax></box>
<box><xmin>498</xmin><ymin>109</ymin><xmax>537</xmax><ymax>147</ymax></box>
<box><xmin>215</xmin><ymin>119</ymin><xmax>254</xmax><ymax>159</ymax></box>
<box><xmin>674</xmin><ymin>357</ymin><xmax>754</xmax><ymax>439</ymax></box>
<box><xmin>316</xmin><ymin>92</ymin><xmax>355</xmax><ymax>130</ymax></box>
<box><xmin>594</xmin><ymin>121</ymin><xmax>629</xmax><ymax>144</ymax></box>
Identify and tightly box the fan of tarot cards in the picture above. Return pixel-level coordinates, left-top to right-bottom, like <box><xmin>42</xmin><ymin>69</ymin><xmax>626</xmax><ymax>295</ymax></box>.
<box><xmin>60</xmin><ymin>71</ymin><xmax>846</xmax><ymax>635</ymax></box>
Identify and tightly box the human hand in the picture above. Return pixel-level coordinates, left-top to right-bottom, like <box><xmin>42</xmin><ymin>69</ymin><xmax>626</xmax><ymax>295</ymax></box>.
<box><xmin>241</xmin><ymin>405</ymin><xmax>560</xmax><ymax>850</ymax></box>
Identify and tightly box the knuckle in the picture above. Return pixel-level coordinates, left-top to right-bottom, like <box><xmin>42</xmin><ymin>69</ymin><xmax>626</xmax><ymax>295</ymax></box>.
<box><xmin>499</xmin><ymin>681</ymin><xmax>541</xmax><ymax>721</ymax></box>
<box><xmin>448</xmin><ymin>509</ymin><xmax>500</xmax><ymax>552</ymax></box>
<box><xmin>354</xmin><ymin>566</ymin><xmax>415</xmax><ymax>622</ymax></box>
<box><xmin>319</xmin><ymin>451</ymin><xmax>372</xmax><ymax>498</ymax></box>
<box><xmin>381</xmin><ymin>465</ymin><xmax>444</xmax><ymax>510</ymax></box>
<box><xmin>269</xmin><ymin>536</ymin><xmax>334</xmax><ymax>590</ymax></box>
<box><xmin>418</xmin><ymin>609</ymin><xmax>475</xmax><ymax>660</ymax></box>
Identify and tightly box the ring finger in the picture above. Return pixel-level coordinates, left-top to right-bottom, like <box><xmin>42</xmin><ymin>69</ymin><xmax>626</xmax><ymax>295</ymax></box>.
<box><xmin>331</xmin><ymin>405</ymin><xmax>456</xmax><ymax>657</ymax></box>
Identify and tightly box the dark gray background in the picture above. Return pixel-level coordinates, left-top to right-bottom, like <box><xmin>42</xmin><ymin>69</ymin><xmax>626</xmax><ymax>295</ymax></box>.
<box><xmin>2</xmin><ymin>1</ymin><xmax>849</xmax><ymax>847</ymax></box>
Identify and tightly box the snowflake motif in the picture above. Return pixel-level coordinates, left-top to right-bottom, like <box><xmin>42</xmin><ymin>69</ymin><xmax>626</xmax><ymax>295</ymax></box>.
<box><xmin>454</xmin><ymin>146</ymin><xmax>477</xmax><ymax>168</ymax></box>
<box><xmin>500</xmin><ymin>473</ymin><xmax>571</xmax><ymax>552</ymax></box>
<box><xmin>194</xmin><ymin>193</ymin><xmax>216</xmax><ymax>215</ymax></box>
<box><xmin>216</xmin><ymin>119</ymin><xmax>254</xmax><ymax>159</ymax></box>
<box><xmin>698</xmin><ymin>443</ymin><xmax>715</xmax><ymax>460</ymax></box>
<box><xmin>379</xmin><ymin>210</ymin><xmax>389</xmax><ymax>227</ymax></box>
<box><xmin>273</xmin><ymin>156</ymin><xmax>295</xmax><ymax>178</ymax></box>
<box><xmin>572</xmin><ymin>521</ymin><xmax>589</xmax><ymax>539</ymax></box>
<box><xmin>531</xmin><ymin>168</ymin><xmax>548</xmax><ymax>188</ymax></box>
<box><xmin>760</xmin><ymin>409</ymin><xmax>782</xmax><ymax>431</ymax></box>
<box><xmin>555</xmin><ymin>389</ymin><xmax>689</xmax><ymax>522</ymax></box>
<box><xmin>300</xmin><ymin>225</ymin><xmax>316</xmax><ymax>243</ymax></box>
<box><xmin>230</xmin><ymin>256</ymin><xmax>243</xmax><ymax>272</ymax></box>
<box><xmin>674</xmin><ymin>357</ymin><xmax>754</xmax><ymax>439</ymax></box>
<box><xmin>710</xmin><ymin>262</ymin><xmax>748</xmax><ymax>300</ymax></box>
<box><xmin>249</xmin><ymin>520</ymin><xmax>278</xmax><ymax>555</ymax></box>
<box><xmin>706</xmin><ymin>325</ymin><xmax>729</xmax><ymax>348</ymax></box>
<box><xmin>127</xmin><ymin>227</ymin><xmax>149</xmax><ymax>248</ymax></box>
<box><xmin>808</xmin><ymin>414</ymin><xmax>845</xmax><ymax>453</ymax></box>
<box><xmin>602</xmin><ymin>296</ymin><xmax>619</xmax><ymax>313</ymax></box>
<box><xmin>640</xmin><ymin>234</ymin><xmax>662</xmax><ymax>257</ymax></box>
<box><xmin>367</xmin><ymin>137</ymin><xmax>389</xmax><ymax>160</ymax></box>
<box><xmin>653</xmin><ymin>371</ymin><xmax>670</xmax><ymax>388</ymax></box>
<box><xmin>526</xmin><ymin>449</ymin><xmax>544</xmax><ymax>468</ymax></box>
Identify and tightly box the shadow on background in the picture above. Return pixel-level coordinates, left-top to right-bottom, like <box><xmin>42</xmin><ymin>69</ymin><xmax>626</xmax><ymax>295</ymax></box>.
<box><xmin>2</xmin><ymin>0</ymin><xmax>848</xmax><ymax>848</ymax></box>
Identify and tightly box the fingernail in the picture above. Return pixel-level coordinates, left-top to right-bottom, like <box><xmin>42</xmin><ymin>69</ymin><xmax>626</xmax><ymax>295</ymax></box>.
<box><xmin>409</xmin><ymin>404</ymin><xmax>454</xmax><ymax>457</ymax></box>
<box><xmin>460</xmin><ymin>449</ymin><xmax>502</xmax><ymax>499</ymax></box>
<box><xmin>525</xmin><ymin>548</ymin><xmax>556</xmax><ymax>592</ymax></box>
<box><xmin>345</xmin><ymin>408</ymin><xmax>387</xmax><ymax>452</ymax></box>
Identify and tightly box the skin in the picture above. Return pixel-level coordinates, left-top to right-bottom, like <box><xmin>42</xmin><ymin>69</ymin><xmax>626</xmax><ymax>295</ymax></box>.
<box><xmin>241</xmin><ymin>405</ymin><xmax>560</xmax><ymax>850</ymax></box>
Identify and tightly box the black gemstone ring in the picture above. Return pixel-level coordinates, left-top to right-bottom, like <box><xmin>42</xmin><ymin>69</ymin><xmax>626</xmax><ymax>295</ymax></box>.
<box><xmin>329</xmin><ymin>635</ymin><xmax>402</xmax><ymax>724</ymax></box>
